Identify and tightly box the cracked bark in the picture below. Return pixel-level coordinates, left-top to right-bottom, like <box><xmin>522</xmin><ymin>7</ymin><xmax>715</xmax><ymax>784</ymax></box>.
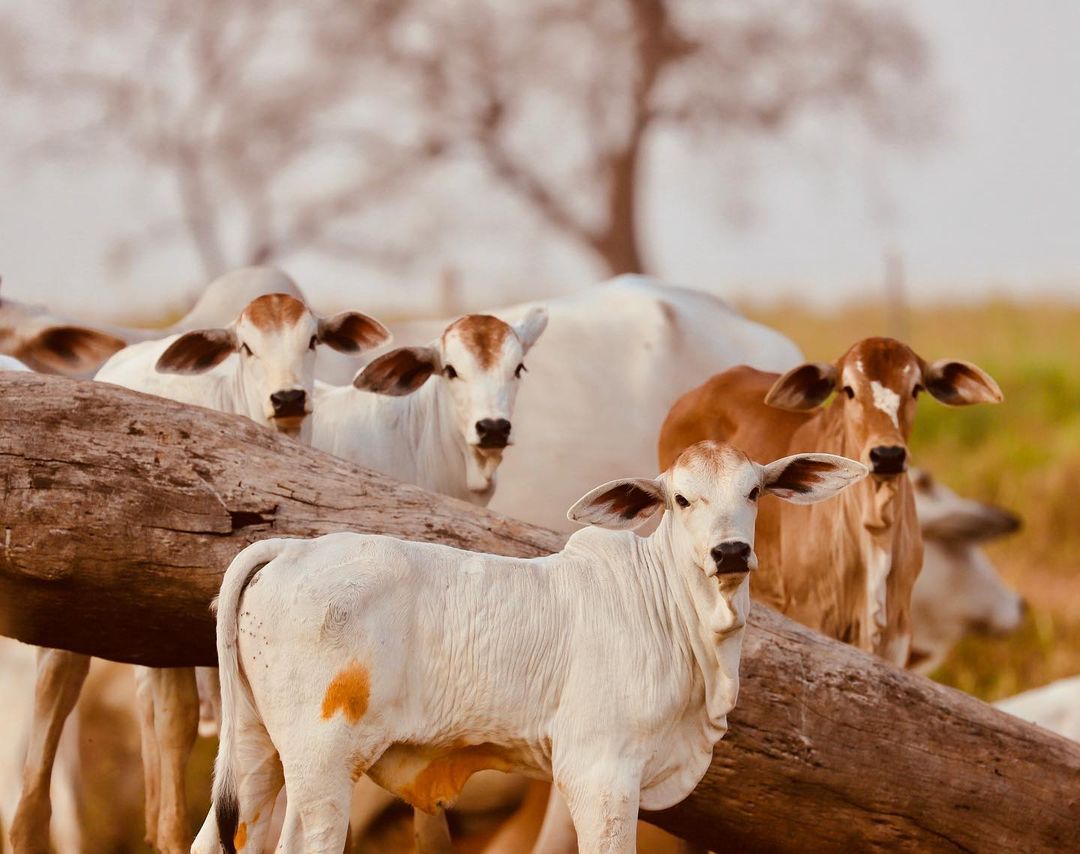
<box><xmin>0</xmin><ymin>374</ymin><xmax>1077</xmax><ymax>851</ymax></box>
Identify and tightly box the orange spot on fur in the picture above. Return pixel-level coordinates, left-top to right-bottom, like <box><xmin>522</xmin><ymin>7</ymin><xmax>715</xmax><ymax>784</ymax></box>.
<box><xmin>242</xmin><ymin>293</ymin><xmax>308</xmax><ymax>332</ymax></box>
<box><xmin>400</xmin><ymin>743</ymin><xmax>514</xmax><ymax>814</ymax></box>
<box><xmin>234</xmin><ymin>822</ymin><xmax>247</xmax><ymax>850</ymax></box>
<box><xmin>321</xmin><ymin>662</ymin><xmax>370</xmax><ymax>725</ymax></box>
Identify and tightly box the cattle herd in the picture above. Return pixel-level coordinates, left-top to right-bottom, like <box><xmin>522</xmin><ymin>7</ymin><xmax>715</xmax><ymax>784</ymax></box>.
<box><xmin>0</xmin><ymin>266</ymin><xmax>1073</xmax><ymax>853</ymax></box>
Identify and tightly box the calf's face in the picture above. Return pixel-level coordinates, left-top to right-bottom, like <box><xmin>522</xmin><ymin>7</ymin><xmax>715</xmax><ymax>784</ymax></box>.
<box><xmin>354</xmin><ymin>308</ymin><xmax>548</xmax><ymax>493</ymax></box>
<box><xmin>157</xmin><ymin>293</ymin><xmax>389</xmax><ymax>433</ymax></box>
<box><xmin>765</xmin><ymin>338</ymin><xmax>1002</xmax><ymax>479</ymax></box>
<box><xmin>910</xmin><ymin>469</ymin><xmax>1025</xmax><ymax>659</ymax></box>
<box><xmin>568</xmin><ymin>440</ymin><xmax>867</xmax><ymax>590</ymax></box>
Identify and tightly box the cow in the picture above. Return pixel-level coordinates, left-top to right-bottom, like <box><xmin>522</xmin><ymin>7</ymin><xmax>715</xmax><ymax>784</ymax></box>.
<box><xmin>340</xmin><ymin>275</ymin><xmax>804</xmax><ymax>532</ymax></box>
<box><xmin>908</xmin><ymin>468</ymin><xmax>1025</xmax><ymax>674</ymax></box>
<box><xmin>995</xmin><ymin>676</ymin><xmax>1080</xmax><ymax>742</ymax></box>
<box><xmin>312</xmin><ymin>309</ymin><xmax>548</xmax><ymax>505</ymax></box>
<box><xmin>0</xmin><ymin>266</ymin><xmax>304</xmax><ymax>376</ymax></box>
<box><xmin>192</xmin><ymin>440</ymin><xmax>866</xmax><ymax>854</ymax></box>
<box><xmin>657</xmin><ymin>338</ymin><xmax>1003</xmax><ymax>666</ymax></box>
<box><xmin>11</xmin><ymin>292</ymin><xmax>390</xmax><ymax>854</ymax></box>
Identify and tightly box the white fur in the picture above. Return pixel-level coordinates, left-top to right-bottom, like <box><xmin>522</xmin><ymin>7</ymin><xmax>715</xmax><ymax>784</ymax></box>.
<box><xmin>0</xmin><ymin>355</ymin><xmax>30</xmax><ymax>372</ymax></box>
<box><xmin>870</xmin><ymin>380</ymin><xmax>901</xmax><ymax>430</ymax></box>
<box><xmin>995</xmin><ymin>676</ymin><xmax>1080</xmax><ymax>742</ymax></box>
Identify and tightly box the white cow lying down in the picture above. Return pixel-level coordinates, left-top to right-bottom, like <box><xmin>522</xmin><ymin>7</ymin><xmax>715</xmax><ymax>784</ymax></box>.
<box><xmin>196</xmin><ymin>441</ymin><xmax>866</xmax><ymax>854</ymax></box>
<box><xmin>995</xmin><ymin>676</ymin><xmax>1080</xmax><ymax>742</ymax></box>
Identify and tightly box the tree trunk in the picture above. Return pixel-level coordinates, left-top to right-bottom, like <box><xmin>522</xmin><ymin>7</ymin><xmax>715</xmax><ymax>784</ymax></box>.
<box><xmin>0</xmin><ymin>374</ymin><xmax>1077</xmax><ymax>852</ymax></box>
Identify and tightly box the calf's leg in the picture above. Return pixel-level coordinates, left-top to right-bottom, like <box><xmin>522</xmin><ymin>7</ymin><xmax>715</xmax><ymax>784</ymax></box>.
<box><xmin>10</xmin><ymin>648</ymin><xmax>90</xmax><ymax>854</ymax></box>
<box><xmin>557</xmin><ymin>767</ymin><xmax>640</xmax><ymax>854</ymax></box>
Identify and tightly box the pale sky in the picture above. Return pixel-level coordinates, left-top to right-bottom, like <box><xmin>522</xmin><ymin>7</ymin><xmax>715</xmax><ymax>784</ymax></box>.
<box><xmin>1</xmin><ymin>1</ymin><xmax>1078</xmax><ymax>321</ymax></box>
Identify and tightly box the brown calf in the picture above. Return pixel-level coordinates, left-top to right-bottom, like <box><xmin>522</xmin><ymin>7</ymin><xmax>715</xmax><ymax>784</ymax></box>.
<box><xmin>658</xmin><ymin>337</ymin><xmax>1002</xmax><ymax>665</ymax></box>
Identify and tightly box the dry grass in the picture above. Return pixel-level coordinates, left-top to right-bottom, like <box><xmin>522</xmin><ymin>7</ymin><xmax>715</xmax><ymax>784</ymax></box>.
<box><xmin>744</xmin><ymin>299</ymin><xmax>1080</xmax><ymax>701</ymax></box>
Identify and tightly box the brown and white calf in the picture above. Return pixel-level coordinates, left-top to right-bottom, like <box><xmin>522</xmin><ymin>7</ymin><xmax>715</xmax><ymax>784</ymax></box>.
<box><xmin>658</xmin><ymin>337</ymin><xmax>1002</xmax><ymax>665</ymax></box>
<box><xmin>313</xmin><ymin>309</ymin><xmax>548</xmax><ymax>505</ymax></box>
<box><xmin>12</xmin><ymin>293</ymin><xmax>389</xmax><ymax>854</ymax></box>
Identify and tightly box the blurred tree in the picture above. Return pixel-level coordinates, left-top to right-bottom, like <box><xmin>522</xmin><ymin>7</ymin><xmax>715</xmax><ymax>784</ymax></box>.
<box><xmin>1</xmin><ymin>0</ymin><xmax>936</xmax><ymax>282</ymax></box>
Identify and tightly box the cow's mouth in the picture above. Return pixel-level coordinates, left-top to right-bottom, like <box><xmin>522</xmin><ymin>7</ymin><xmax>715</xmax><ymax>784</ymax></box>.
<box><xmin>271</xmin><ymin>415</ymin><xmax>306</xmax><ymax>434</ymax></box>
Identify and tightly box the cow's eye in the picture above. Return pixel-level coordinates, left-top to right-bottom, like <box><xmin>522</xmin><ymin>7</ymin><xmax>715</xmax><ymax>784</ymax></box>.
<box><xmin>674</xmin><ymin>494</ymin><xmax>690</xmax><ymax>508</ymax></box>
<box><xmin>843</xmin><ymin>386</ymin><xmax>855</xmax><ymax>399</ymax></box>
<box><xmin>308</xmin><ymin>335</ymin><xmax>317</xmax><ymax>351</ymax></box>
<box><xmin>443</xmin><ymin>364</ymin><xmax>458</xmax><ymax>379</ymax></box>
<box><xmin>240</xmin><ymin>343</ymin><xmax>253</xmax><ymax>357</ymax></box>
<box><xmin>912</xmin><ymin>384</ymin><xmax>923</xmax><ymax>399</ymax></box>
<box><xmin>748</xmin><ymin>486</ymin><xmax>760</xmax><ymax>501</ymax></box>
<box><xmin>515</xmin><ymin>363</ymin><xmax>526</xmax><ymax>378</ymax></box>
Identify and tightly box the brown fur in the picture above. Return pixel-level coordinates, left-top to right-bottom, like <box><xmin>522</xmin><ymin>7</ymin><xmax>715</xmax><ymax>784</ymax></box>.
<box><xmin>400</xmin><ymin>743</ymin><xmax>514</xmax><ymax>814</ymax></box>
<box><xmin>596</xmin><ymin>482</ymin><xmax>662</xmax><ymax>521</ymax></box>
<box><xmin>320</xmin><ymin>662</ymin><xmax>370</xmax><ymax>725</ymax></box>
<box><xmin>444</xmin><ymin>315</ymin><xmax>512</xmax><ymax>369</ymax></box>
<box><xmin>241</xmin><ymin>293</ymin><xmax>308</xmax><ymax>331</ymax></box>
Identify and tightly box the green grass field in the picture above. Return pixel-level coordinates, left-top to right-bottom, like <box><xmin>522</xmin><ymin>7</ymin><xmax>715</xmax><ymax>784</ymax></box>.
<box><xmin>745</xmin><ymin>300</ymin><xmax>1080</xmax><ymax>700</ymax></box>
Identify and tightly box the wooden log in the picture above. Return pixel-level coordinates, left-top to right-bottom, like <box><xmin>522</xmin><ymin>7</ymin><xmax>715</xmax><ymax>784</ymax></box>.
<box><xmin>1</xmin><ymin>373</ymin><xmax>1077</xmax><ymax>851</ymax></box>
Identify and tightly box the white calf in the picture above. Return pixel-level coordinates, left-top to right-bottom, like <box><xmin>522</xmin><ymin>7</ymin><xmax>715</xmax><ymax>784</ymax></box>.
<box><xmin>359</xmin><ymin>276</ymin><xmax>804</xmax><ymax>531</ymax></box>
<box><xmin>313</xmin><ymin>309</ymin><xmax>547</xmax><ymax>504</ymax></box>
<box><xmin>196</xmin><ymin>441</ymin><xmax>866</xmax><ymax>854</ymax></box>
<box><xmin>0</xmin><ymin>265</ymin><xmax>304</xmax><ymax>376</ymax></box>
<box><xmin>908</xmin><ymin>469</ymin><xmax>1025</xmax><ymax>674</ymax></box>
<box><xmin>14</xmin><ymin>292</ymin><xmax>389</xmax><ymax>854</ymax></box>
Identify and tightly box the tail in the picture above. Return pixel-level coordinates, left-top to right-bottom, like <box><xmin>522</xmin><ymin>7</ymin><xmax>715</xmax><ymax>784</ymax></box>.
<box><xmin>212</xmin><ymin>538</ymin><xmax>289</xmax><ymax>854</ymax></box>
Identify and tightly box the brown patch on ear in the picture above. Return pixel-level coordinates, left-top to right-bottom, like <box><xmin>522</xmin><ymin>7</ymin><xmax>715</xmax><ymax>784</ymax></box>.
<box><xmin>765</xmin><ymin>363</ymin><xmax>837</xmax><ymax>411</ymax></box>
<box><xmin>16</xmin><ymin>326</ymin><xmax>127</xmax><ymax>375</ymax></box>
<box><xmin>597</xmin><ymin>482</ymin><xmax>661</xmax><ymax>521</ymax></box>
<box><xmin>768</xmin><ymin>458</ymin><xmax>837</xmax><ymax>495</ymax></box>
<box><xmin>924</xmin><ymin>360</ymin><xmax>1003</xmax><ymax>406</ymax></box>
<box><xmin>444</xmin><ymin>315</ymin><xmax>511</xmax><ymax>369</ymax></box>
<box><xmin>317</xmin><ymin>312</ymin><xmax>390</xmax><ymax>353</ymax></box>
<box><xmin>241</xmin><ymin>293</ymin><xmax>308</xmax><ymax>332</ymax></box>
<box><xmin>156</xmin><ymin>328</ymin><xmax>236</xmax><ymax>374</ymax></box>
<box><xmin>321</xmin><ymin>662</ymin><xmax>370</xmax><ymax>725</ymax></box>
<box><xmin>353</xmin><ymin>347</ymin><xmax>438</xmax><ymax>396</ymax></box>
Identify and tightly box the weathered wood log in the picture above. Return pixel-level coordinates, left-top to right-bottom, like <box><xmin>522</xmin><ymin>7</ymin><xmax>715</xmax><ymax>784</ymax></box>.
<box><xmin>1</xmin><ymin>373</ymin><xmax>1077</xmax><ymax>852</ymax></box>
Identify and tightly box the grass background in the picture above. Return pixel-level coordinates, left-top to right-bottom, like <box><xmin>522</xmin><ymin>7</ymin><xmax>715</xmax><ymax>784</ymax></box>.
<box><xmin>746</xmin><ymin>300</ymin><xmax>1080</xmax><ymax>700</ymax></box>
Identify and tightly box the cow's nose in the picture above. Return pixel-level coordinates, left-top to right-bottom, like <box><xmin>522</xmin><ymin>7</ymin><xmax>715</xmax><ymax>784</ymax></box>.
<box><xmin>270</xmin><ymin>389</ymin><xmax>307</xmax><ymax>418</ymax></box>
<box><xmin>710</xmin><ymin>542</ymin><xmax>752</xmax><ymax>574</ymax></box>
<box><xmin>475</xmin><ymin>418</ymin><xmax>512</xmax><ymax>449</ymax></box>
<box><xmin>869</xmin><ymin>445</ymin><xmax>907</xmax><ymax>475</ymax></box>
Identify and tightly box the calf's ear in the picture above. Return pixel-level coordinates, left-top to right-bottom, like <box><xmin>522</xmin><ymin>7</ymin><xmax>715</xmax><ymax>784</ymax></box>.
<box><xmin>923</xmin><ymin>359</ymin><xmax>1003</xmax><ymax>406</ymax></box>
<box><xmin>156</xmin><ymin>328</ymin><xmax>237</xmax><ymax>374</ymax></box>
<box><xmin>765</xmin><ymin>362</ymin><xmax>838</xmax><ymax>411</ymax></box>
<box><xmin>567</xmin><ymin>478</ymin><xmax>666</xmax><ymax>530</ymax></box>
<box><xmin>17</xmin><ymin>326</ymin><xmax>127</xmax><ymax>376</ymax></box>
<box><xmin>353</xmin><ymin>346</ymin><xmax>440</xmax><ymax>396</ymax></box>
<box><xmin>318</xmin><ymin>312</ymin><xmax>391</xmax><ymax>354</ymax></box>
<box><xmin>763</xmin><ymin>453</ymin><xmax>867</xmax><ymax>505</ymax></box>
<box><xmin>922</xmin><ymin>504</ymin><xmax>1021</xmax><ymax>544</ymax></box>
<box><xmin>513</xmin><ymin>306</ymin><xmax>549</xmax><ymax>354</ymax></box>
